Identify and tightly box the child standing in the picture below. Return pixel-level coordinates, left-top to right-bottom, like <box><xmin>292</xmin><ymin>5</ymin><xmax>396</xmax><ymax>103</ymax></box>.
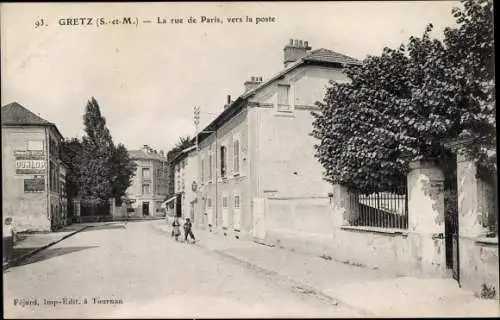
<box><xmin>171</xmin><ymin>217</ymin><xmax>181</xmax><ymax>241</ymax></box>
<box><xmin>183</xmin><ymin>218</ymin><xmax>196</xmax><ymax>243</ymax></box>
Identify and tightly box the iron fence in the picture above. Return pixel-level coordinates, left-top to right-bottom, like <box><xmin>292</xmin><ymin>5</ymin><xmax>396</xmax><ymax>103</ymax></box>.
<box><xmin>348</xmin><ymin>185</ymin><xmax>408</xmax><ymax>229</ymax></box>
<box><xmin>80</xmin><ymin>200</ymin><xmax>110</xmax><ymax>217</ymax></box>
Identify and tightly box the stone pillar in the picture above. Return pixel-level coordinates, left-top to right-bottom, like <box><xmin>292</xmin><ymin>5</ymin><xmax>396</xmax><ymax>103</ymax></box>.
<box><xmin>109</xmin><ymin>198</ymin><xmax>116</xmax><ymax>217</ymax></box>
<box><xmin>457</xmin><ymin>150</ymin><xmax>499</xmax><ymax>298</ymax></box>
<box><xmin>407</xmin><ymin>159</ymin><xmax>446</xmax><ymax>276</ymax></box>
<box><xmin>331</xmin><ymin>184</ymin><xmax>359</xmax><ymax>229</ymax></box>
<box><xmin>457</xmin><ymin>151</ymin><xmax>492</xmax><ymax>237</ymax></box>
<box><xmin>73</xmin><ymin>200</ymin><xmax>81</xmax><ymax>223</ymax></box>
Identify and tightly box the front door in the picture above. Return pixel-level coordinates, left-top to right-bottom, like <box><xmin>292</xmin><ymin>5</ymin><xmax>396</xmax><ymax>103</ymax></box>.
<box><xmin>142</xmin><ymin>202</ymin><xmax>150</xmax><ymax>216</ymax></box>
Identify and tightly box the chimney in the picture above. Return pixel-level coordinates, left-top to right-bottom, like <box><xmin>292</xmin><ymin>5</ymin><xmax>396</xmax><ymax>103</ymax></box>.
<box><xmin>283</xmin><ymin>38</ymin><xmax>312</xmax><ymax>68</ymax></box>
<box><xmin>142</xmin><ymin>144</ymin><xmax>149</xmax><ymax>153</ymax></box>
<box><xmin>244</xmin><ymin>76</ymin><xmax>263</xmax><ymax>93</ymax></box>
<box><xmin>224</xmin><ymin>95</ymin><xmax>232</xmax><ymax>109</ymax></box>
<box><xmin>160</xmin><ymin>150</ymin><xmax>164</xmax><ymax>156</ymax></box>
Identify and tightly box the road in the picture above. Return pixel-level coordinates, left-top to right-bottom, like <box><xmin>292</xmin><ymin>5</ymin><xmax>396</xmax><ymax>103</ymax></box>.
<box><xmin>3</xmin><ymin>221</ymin><xmax>353</xmax><ymax>318</ymax></box>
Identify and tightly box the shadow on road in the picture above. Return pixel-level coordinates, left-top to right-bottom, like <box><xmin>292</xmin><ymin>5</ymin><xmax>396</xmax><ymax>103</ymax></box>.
<box><xmin>13</xmin><ymin>246</ymin><xmax>99</xmax><ymax>268</ymax></box>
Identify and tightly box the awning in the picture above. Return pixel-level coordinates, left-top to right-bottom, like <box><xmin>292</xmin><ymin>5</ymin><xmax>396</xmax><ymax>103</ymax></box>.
<box><xmin>161</xmin><ymin>195</ymin><xmax>177</xmax><ymax>208</ymax></box>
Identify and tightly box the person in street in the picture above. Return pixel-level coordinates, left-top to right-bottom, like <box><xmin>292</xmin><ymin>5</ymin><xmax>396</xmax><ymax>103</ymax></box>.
<box><xmin>3</xmin><ymin>217</ymin><xmax>16</xmax><ymax>263</ymax></box>
<box><xmin>183</xmin><ymin>218</ymin><xmax>196</xmax><ymax>243</ymax></box>
<box><xmin>171</xmin><ymin>217</ymin><xmax>181</xmax><ymax>241</ymax></box>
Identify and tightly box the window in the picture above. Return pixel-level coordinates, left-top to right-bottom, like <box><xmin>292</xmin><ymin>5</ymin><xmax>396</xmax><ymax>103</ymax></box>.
<box><xmin>27</xmin><ymin>140</ymin><xmax>43</xmax><ymax>151</ymax></box>
<box><xmin>277</xmin><ymin>84</ymin><xmax>291</xmax><ymax>111</ymax></box>
<box><xmin>142</xmin><ymin>184</ymin><xmax>150</xmax><ymax>194</ymax></box>
<box><xmin>220</xmin><ymin>145</ymin><xmax>227</xmax><ymax>178</ymax></box>
<box><xmin>222</xmin><ymin>196</ymin><xmax>228</xmax><ymax>209</ymax></box>
<box><xmin>233</xmin><ymin>138</ymin><xmax>240</xmax><ymax>174</ymax></box>
<box><xmin>207</xmin><ymin>197</ymin><xmax>212</xmax><ymax>208</ymax></box>
<box><xmin>234</xmin><ymin>194</ymin><xmax>241</xmax><ymax>209</ymax></box>
<box><xmin>208</xmin><ymin>152</ymin><xmax>213</xmax><ymax>182</ymax></box>
<box><xmin>142</xmin><ymin>168</ymin><xmax>151</xmax><ymax>180</ymax></box>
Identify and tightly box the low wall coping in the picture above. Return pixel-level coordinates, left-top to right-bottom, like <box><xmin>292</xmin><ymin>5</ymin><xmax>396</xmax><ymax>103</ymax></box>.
<box><xmin>340</xmin><ymin>225</ymin><xmax>409</xmax><ymax>237</ymax></box>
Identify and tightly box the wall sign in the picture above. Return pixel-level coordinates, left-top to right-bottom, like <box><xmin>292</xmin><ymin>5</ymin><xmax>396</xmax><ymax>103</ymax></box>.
<box><xmin>24</xmin><ymin>178</ymin><xmax>45</xmax><ymax>193</ymax></box>
<box><xmin>14</xmin><ymin>150</ymin><xmax>46</xmax><ymax>174</ymax></box>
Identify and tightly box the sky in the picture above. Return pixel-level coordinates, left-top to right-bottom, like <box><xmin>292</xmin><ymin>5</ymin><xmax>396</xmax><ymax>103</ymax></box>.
<box><xmin>1</xmin><ymin>1</ymin><xmax>459</xmax><ymax>154</ymax></box>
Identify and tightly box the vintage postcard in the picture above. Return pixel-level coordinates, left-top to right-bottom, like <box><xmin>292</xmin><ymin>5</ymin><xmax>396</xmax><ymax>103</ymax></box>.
<box><xmin>2</xmin><ymin>1</ymin><xmax>498</xmax><ymax>318</ymax></box>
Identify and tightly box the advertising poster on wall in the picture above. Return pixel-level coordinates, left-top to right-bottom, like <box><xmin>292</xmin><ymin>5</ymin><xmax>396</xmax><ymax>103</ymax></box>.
<box><xmin>14</xmin><ymin>150</ymin><xmax>46</xmax><ymax>175</ymax></box>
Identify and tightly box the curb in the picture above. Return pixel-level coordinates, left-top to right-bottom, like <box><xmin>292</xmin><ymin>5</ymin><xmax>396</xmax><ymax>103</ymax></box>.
<box><xmin>152</xmin><ymin>223</ymin><xmax>372</xmax><ymax>316</ymax></box>
<box><xmin>3</xmin><ymin>225</ymin><xmax>94</xmax><ymax>271</ymax></box>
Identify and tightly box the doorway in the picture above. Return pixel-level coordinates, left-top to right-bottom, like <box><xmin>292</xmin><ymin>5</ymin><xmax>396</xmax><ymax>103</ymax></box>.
<box><xmin>142</xmin><ymin>202</ymin><xmax>150</xmax><ymax>216</ymax></box>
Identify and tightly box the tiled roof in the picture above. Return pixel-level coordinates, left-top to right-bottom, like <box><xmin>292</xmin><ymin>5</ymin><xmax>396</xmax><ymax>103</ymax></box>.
<box><xmin>1</xmin><ymin>102</ymin><xmax>53</xmax><ymax>126</ymax></box>
<box><xmin>129</xmin><ymin>149</ymin><xmax>167</xmax><ymax>161</ymax></box>
<box><xmin>303</xmin><ymin>48</ymin><xmax>362</xmax><ymax>66</ymax></box>
<box><xmin>198</xmin><ymin>46</ymin><xmax>362</xmax><ymax>143</ymax></box>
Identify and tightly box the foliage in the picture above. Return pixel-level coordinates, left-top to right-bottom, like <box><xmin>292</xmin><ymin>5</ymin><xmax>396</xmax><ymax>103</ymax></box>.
<box><xmin>60</xmin><ymin>97</ymin><xmax>136</xmax><ymax>204</ymax></box>
<box><xmin>109</xmin><ymin>143</ymin><xmax>137</xmax><ymax>205</ymax></box>
<box><xmin>59</xmin><ymin>138</ymin><xmax>83</xmax><ymax>200</ymax></box>
<box><xmin>79</xmin><ymin>97</ymin><xmax>114</xmax><ymax>201</ymax></box>
<box><xmin>166</xmin><ymin>136</ymin><xmax>194</xmax><ymax>197</ymax></box>
<box><xmin>311</xmin><ymin>0</ymin><xmax>495</xmax><ymax>192</ymax></box>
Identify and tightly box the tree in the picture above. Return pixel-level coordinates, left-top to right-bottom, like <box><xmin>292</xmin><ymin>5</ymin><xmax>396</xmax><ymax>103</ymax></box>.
<box><xmin>110</xmin><ymin>143</ymin><xmax>137</xmax><ymax>205</ymax></box>
<box><xmin>79</xmin><ymin>97</ymin><xmax>114</xmax><ymax>201</ymax></box>
<box><xmin>311</xmin><ymin>0</ymin><xmax>495</xmax><ymax>192</ymax></box>
<box><xmin>62</xmin><ymin>97</ymin><xmax>137</xmax><ymax>204</ymax></box>
<box><xmin>175</xmin><ymin>135</ymin><xmax>193</xmax><ymax>150</ymax></box>
<box><xmin>60</xmin><ymin>138</ymin><xmax>83</xmax><ymax>200</ymax></box>
<box><xmin>443</xmin><ymin>0</ymin><xmax>495</xmax><ymax>181</ymax></box>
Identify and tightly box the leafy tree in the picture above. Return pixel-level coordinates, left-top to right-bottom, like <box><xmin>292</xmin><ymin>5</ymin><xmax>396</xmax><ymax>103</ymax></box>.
<box><xmin>59</xmin><ymin>138</ymin><xmax>83</xmax><ymax>200</ymax></box>
<box><xmin>61</xmin><ymin>97</ymin><xmax>137</xmax><ymax>205</ymax></box>
<box><xmin>175</xmin><ymin>135</ymin><xmax>193</xmax><ymax>150</ymax></box>
<box><xmin>311</xmin><ymin>0</ymin><xmax>495</xmax><ymax>192</ymax></box>
<box><xmin>110</xmin><ymin>143</ymin><xmax>137</xmax><ymax>205</ymax></box>
<box><xmin>79</xmin><ymin>97</ymin><xmax>114</xmax><ymax>201</ymax></box>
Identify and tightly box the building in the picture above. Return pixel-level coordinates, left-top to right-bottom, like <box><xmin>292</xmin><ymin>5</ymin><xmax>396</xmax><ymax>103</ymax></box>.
<box><xmin>168</xmin><ymin>146</ymin><xmax>198</xmax><ymax>221</ymax></box>
<box><xmin>193</xmin><ymin>39</ymin><xmax>361</xmax><ymax>238</ymax></box>
<box><xmin>1</xmin><ymin>102</ymin><xmax>68</xmax><ymax>232</ymax></box>
<box><xmin>126</xmin><ymin>145</ymin><xmax>168</xmax><ymax>216</ymax></box>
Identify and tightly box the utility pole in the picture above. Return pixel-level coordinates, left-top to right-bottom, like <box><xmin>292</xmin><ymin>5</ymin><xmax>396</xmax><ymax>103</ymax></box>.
<box><xmin>194</xmin><ymin>106</ymin><xmax>200</xmax><ymax>152</ymax></box>
<box><xmin>193</xmin><ymin>106</ymin><xmax>200</xmax><ymax>226</ymax></box>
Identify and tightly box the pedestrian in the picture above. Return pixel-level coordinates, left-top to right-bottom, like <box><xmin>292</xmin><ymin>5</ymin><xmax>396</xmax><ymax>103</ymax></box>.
<box><xmin>171</xmin><ymin>217</ymin><xmax>181</xmax><ymax>241</ymax></box>
<box><xmin>183</xmin><ymin>218</ymin><xmax>196</xmax><ymax>243</ymax></box>
<box><xmin>3</xmin><ymin>217</ymin><xmax>16</xmax><ymax>263</ymax></box>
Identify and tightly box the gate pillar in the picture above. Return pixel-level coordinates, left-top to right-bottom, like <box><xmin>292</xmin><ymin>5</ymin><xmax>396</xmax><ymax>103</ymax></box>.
<box><xmin>407</xmin><ymin>159</ymin><xmax>447</xmax><ymax>276</ymax></box>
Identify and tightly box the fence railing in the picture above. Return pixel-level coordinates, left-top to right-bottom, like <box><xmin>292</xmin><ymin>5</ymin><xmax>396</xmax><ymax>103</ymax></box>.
<box><xmin>80</xmin><ymin>200</ymin><xmax>110</xmax><ymax>217</ymax></box>
<box><xmin>348</xmin><ymin>186</ymin><xmax>408</xmax><ymax>229</ymax></box>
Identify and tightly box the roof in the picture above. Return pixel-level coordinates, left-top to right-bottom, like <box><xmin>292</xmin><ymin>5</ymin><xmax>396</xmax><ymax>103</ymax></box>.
<box><xmin>196</xmin><ymin>47</ymin><xmax>361</xmax><ymax>144</ymax></box>
<box><xmin>303</xmin><ymin>48</ymin><xmax>362</xmax><ymax>66</ymax></box>
<box><xmin>1</xmin><ymin>102</ymin><xmax>64</xmax><ymax>140</ymax></box>
<box><xmin>129</xmin><ymin>149</ymin><xmax>167</xmax><ymax>161</ymax></box>
<box><xmin>171</xmin><ymin>145</ymin><xmax>196</xmax><ymax>165</ymax></box>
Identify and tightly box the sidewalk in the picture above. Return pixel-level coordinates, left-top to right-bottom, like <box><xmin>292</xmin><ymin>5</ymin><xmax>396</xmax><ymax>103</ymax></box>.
<box><xmin>3</xmin><ymin>222</ymin><xmax>113</xmax><ymax>270</ymax></box>
<box><xmin>153</xmin><ymin>221</ymin><xmax>500</xmax><ymax>317</ymax></box>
